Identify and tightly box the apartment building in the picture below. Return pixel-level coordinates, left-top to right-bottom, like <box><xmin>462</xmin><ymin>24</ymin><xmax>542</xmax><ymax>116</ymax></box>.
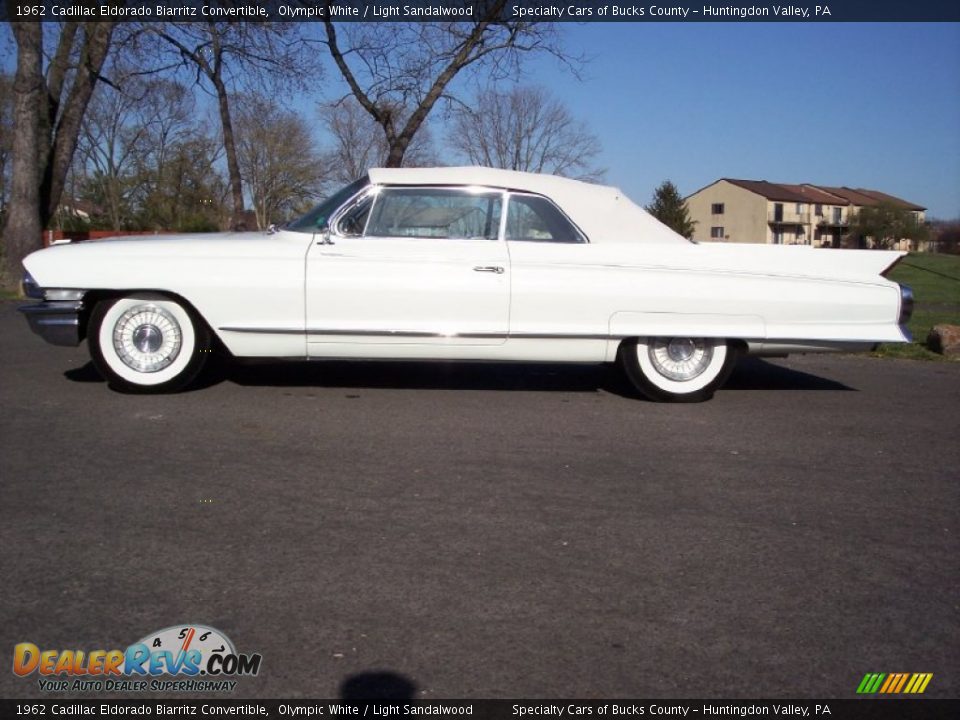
<box><xmin>685</xmin><ymin>179</ymin><xmax>926</xmax><ymax>249</ymax></box>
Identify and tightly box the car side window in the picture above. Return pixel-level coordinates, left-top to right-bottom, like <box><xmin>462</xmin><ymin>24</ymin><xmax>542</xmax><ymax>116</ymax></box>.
<box><xmin>365</xmin><ymin>188</ymin><xmax>502</xmax><ymax>240</ymax></box>
<box><xmin>505</xmin><ymin>194</ymin><xmax>587</xmax><ymax>243</ymax></box>
<box><xmin>335</xmin><ymin>195</ymin><xmax>373</xmax><ymax>237</ymax></box>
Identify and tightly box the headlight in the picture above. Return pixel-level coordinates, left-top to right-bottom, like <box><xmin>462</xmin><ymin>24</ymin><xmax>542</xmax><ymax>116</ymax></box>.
<box><xmin>20</xmin><ymin>272</ymin><xmax>85</xmax><ymax>302</ymax></box>
<box><xmin>898</xmin><ymin>284</ymin><xmax>914</xmax><ymax>325</ymax></box>
<box><xmin>21</xmin><ymin>271</ymin><xmax>43</xmax><ymax>299</ymax></box>
<box><xmin>44</xmin><ymin>289</ymin><xmax>86</xmax><ymax>301</ymax></box>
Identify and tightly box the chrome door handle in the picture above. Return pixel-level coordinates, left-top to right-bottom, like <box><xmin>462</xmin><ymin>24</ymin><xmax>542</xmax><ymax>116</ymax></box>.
<box><xmin>473</xmin><ymin>266</ymin><xmax>504</xmax><ymax>274</ymax></box>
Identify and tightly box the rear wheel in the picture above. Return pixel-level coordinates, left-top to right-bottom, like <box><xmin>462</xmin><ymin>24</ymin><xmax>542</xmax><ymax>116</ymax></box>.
<box><xmin>619</xmin><ymin>337</ymin><xmax>737</xmax><ymax>402</ymax></box>
<box><xmin>89</xmin><ymin>295</ymin><xmax>210</xmax><ymax>393</ymax></box>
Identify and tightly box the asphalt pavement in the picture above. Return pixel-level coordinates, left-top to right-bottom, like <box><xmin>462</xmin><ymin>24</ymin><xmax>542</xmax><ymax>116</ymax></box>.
<box><xmin>1</xmin><ymin>299</ymin><xmax>957</xmax><ymax>699</ymax></box>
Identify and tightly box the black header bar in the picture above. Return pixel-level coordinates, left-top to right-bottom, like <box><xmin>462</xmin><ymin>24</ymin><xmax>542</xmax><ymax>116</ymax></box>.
<box><xmin>2</xmin><ymin>0</ymin><xmax>960</xmax><ymax>23</ymax></box>
<box><xmin>0</xmin><ymin>699</ymin><xmax>958</xmax><ymax>719</ymax></box>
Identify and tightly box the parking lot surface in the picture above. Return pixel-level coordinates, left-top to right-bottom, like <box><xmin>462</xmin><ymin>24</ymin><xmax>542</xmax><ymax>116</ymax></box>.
<box><xmin>1</xmin><ymin>300</ymin><xmax>957</xmax><ymax>699</ymax></box>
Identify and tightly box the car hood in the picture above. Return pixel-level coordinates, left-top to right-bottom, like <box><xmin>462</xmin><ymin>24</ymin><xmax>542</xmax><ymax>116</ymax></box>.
<box><xmin>41</xmin><ymin>231</ymin><xmax>275</xmax><ymax>256</ymax></box>
<box><xmin>24</xmin><ymin>231</ymin><xmax>305</xmax><ymax>280</ymax></box>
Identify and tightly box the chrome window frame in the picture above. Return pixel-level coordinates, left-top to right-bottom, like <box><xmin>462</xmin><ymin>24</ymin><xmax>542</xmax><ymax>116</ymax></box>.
<box><xmin>333</xmin><ymin>185</ymin><xmax>508</xmax><ymax>242</ymax></box>
<box><xmin>331</xmin><ymin>187</ymin><xmax>377</xmax><ymax>238</ymax></box>
<box><xmin>503</xmin><ymin>191</ymin><xmax>590</xmax><ymax>244</ymax></box>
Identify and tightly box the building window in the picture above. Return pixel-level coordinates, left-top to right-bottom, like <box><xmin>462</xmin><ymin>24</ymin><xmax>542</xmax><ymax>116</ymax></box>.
<box><xmin>796</xmin><ymin>203</ymin><xmax>804</xmax><ymax>214</ymax></box>
<box><xmin>711</xmin><ymin>203</ymin><xmax>724</xmax><ymax>215</ymax></box>
<box><xmin>710</xmin><ymin>226</ymin><xmax>724</xmax><ymax>239</ymax></box>
<box><xmin>815</xmin><ymin>204</ymin><xmax>823</xmax><ymax>217</ymax></box>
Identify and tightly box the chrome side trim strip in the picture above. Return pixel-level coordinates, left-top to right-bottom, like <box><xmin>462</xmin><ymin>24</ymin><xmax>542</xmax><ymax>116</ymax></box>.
<box><xmin>220</xmin><ymin>327</ymin><xmax>303</xmax><ymax>335</ymax></box>
<box><xmin>219</xmin><ymin>326</ymin><xmax>619</xmax><ymax>341</ymax></box>
<box><xmin>507</xmin><ymin>332</ymin><xmax>618</xmax><ymax>341</ymax></box>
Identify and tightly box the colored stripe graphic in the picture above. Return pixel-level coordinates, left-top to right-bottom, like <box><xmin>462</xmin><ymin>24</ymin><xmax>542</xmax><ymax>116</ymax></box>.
<box><xmin>905</xmin><ymin>673</ymin><xmax>934</xmax><ymax>693</ymax></box>
<box><xmin>857</xmin><ymin>672</ymin><xmax>932</xmax><ymax>694</ymax></box>
<box><xmin>892</xmin><ymin>673</ymin><xmax>909</xmax><ymax>693</ymax></box>
<box><xmin>857</xmin><ymin>673</ymin><xmax>885</xmax><ymax>693</ymax></box>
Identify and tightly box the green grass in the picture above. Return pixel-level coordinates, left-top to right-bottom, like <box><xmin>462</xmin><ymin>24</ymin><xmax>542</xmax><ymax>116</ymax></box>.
<box><xmin>877</xmin><ymin>253</ymin><xmax>960</xmax><ymax>360</ymax></box>
<box><xmin>887</xmin><ymin>253</ymin><xmax>960</xmax><ymax>304</ymax></box>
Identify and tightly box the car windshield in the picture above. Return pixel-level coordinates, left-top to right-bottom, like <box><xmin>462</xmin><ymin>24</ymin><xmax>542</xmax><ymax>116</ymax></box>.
<box><xmin>287</xmin><ymin>177</ymin><xmax>370</xmax><ymax>233</ymax></box>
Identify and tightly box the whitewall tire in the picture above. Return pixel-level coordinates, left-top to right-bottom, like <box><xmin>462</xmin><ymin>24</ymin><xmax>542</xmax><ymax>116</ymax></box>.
<box><xmin>89</xmin><ymin>295</ymin><xmax>210</xmax><ymax>393</ymax></box>
<box><xmin>620</xmin><ymin>337</ymin><xmax>737</xmax><ymax>402</ymax></box>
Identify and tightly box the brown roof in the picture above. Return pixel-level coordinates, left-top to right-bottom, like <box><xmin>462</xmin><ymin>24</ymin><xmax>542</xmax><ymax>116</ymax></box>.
<box><xmin>808</xmin><ymin>186</ymin><xmax>883</xmax><ymax>207</ymax></box>
<box><xmin>803</xmin><ymin>185</ymin><xmax>925</xmax><ymax>211</ymax></box>
<box><xmin>723</xmin><ymin>179</ymin><xmax>814</xmax><ymax>203</ymax></box>
<box><xmin>720</xmin><ymin>179</ymin><xmax>924</xmax><ymax>210</ymax></box>
<box><xmin>781</xmin><ymin>184</ymin><xmax>849</xmax><ymax>205</ymax></box>
<box><xmin>847</xmin><ymin>188</ymin><xmax>925</xmax><ymax>211</ymax></box>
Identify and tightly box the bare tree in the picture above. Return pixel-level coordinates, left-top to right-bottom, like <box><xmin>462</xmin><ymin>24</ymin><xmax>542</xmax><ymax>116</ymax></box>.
<box><xmin>321</xmin><ymin>97</ymin><xmax>438</xmax><ymax>186</ymax></box>
<box><xmin>147</xmin><ymin>22</ymin><xmax>319</xmax><ymax>229</ymax></box>
<box><xmin>448</xmin><ymin>85</ymin><xmax>603</xmax><ymax>180</ymax></box>
<box><xmin>1</xmin><ymin>21</ymin><xmax>114</xmax><ymax>286</ymax></box>
<box><xmin>131</xmin><ymin>93</ymin><xmax>227</xmax><ymax>232</ymax></box>
<box><xmin>235</xmin><ymin>94</ymin><xmax>325</xmax><ymax>229</ymax></box>
<box><xmin>75</xmin><ymin>79</ymin><xmax>154</xmax><ymax>229</ymax></box>
<box><xmin>132</xmin><ymin>79</ymin><xmax>199</xmax><ymax>197</ymax></box>
<box><xmin>68</xmin><ymin>70</ymin><xmax>227</xmax><ymax>233</ymax></box>
<box><xmin>139</xmin><ymin>131</ymin><xmax>227</xmax><ymax>232</ymax></box>
<box><xmin>323</xmin><ymin>8</ymin><xmax>578</xmax><ymax>168</ymax></box>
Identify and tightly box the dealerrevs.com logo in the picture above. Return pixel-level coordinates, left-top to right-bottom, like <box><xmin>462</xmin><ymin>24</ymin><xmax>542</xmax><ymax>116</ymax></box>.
<box><xmin>13</xmin><ymin>624</ymin><xmax>262</xmax><ymax>692</ymax></box>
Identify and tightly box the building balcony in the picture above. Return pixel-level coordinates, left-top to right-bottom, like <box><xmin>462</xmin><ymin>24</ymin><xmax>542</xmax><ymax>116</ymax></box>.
<box><xmin>816</xmin><ymin>217</ymin><xmax>849</xmax><ymax>228</ymax></box>
<box><xmin>768</xmin><ymin>212</ymin><xmax>811</xmax><ymax>225</ymax></box>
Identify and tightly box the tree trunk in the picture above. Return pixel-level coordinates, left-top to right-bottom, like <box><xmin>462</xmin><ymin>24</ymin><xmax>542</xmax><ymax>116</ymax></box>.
<box><xmin>384</xmin><ymin>138</ymin><xmax>408</xmax><ymax>168</ymax></box>
<box><xmin>40</xmin><ymin>23</ymin><xmax>115</xmax><ymax>229</ymax></box>
<box><xmin>213</xmin><ymin>76</ymin><xmax>245</xmax><ymax>230</ymax></box>
<box><xmin>1</xmin><ymin>23</ymin><xmax>44</xmax><ymax>288</ymax></box>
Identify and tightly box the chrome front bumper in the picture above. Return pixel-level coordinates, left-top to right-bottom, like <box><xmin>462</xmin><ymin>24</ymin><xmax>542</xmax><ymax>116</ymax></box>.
<box><xmin>19</xmin><ymin>301</ymin><xmax>84</xmax><ymax>347</ymax></box>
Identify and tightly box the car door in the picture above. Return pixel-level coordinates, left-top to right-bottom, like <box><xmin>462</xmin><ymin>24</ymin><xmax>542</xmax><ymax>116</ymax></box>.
<box><xmin>305</xmin><ymin>186</ymin><xmax>510</xmax><ymax>353</ymax></box>
<box><xmin>502</xmin><ymin>191</ymin><xmax>613</xmax><ymax>345</ymax></box>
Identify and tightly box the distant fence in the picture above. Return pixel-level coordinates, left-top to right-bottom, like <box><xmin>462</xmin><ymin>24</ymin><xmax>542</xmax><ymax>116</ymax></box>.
<box><xmin>42</xmin><ymin>230</ymin><xmax>174</xmax><ymax>247</ymax></box>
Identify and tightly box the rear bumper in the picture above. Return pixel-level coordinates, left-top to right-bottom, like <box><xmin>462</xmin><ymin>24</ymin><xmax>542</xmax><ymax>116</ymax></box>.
<box><xmin>18</xmin><ymin>301</ymin><xmax>84</xmax><ymax>347</ymax></box>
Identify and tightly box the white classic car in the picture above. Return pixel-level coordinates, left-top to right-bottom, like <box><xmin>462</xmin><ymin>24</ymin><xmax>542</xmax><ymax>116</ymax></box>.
<box><xmin>19</xmin><ymin>166</ymin><xmax>912</xmax><ymax>401</ymax></box>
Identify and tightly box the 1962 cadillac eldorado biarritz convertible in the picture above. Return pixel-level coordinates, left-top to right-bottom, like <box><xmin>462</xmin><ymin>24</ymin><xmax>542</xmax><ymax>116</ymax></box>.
<box><xmin>19</xmin><ymin>166</ymin><xmax>913</xmax><ymax>401</ymax></box>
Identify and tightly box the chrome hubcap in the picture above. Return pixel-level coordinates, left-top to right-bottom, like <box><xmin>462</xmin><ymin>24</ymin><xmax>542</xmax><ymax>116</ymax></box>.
<box><xmin>666</xmin><ymin>338</ymin><xmax>696</xmax><ymax>362</ymax></box>
<box><xmin>648</xmin><ymin>338</ymin><xmax>714</xmax><ymax>381</ymax></box>
<box><xmin>132</xmin><ymin>324</ymin><xmax>163</xmax><ymax>354</ymax></box>
<box><xmin>113</xmin><ymin>304</ymin><xmax>182</xmax><ymax>373</ymax></box>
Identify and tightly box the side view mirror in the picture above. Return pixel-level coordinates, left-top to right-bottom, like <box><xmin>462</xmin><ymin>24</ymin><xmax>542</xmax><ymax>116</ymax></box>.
<box><xmin>316</xmin><ymin>223</ymin><xmax>335</xmax><ymax>245</ymax></box>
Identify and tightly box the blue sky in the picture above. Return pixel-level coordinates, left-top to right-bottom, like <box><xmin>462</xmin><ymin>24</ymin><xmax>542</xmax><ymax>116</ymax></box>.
<box><xmin>3</xmin><ymin>21</ymin><xmax>958</xmax><ymax>218</ymax></box>
<box><xmin>506</xmin><ymin>23</ymin><xmax>960</xmax><ymax>219</ymax></box>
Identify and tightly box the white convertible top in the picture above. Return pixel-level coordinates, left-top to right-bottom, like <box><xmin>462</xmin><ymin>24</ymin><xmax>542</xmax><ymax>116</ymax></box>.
<box><xmin>367</xmin><ymin>166</ymin><xmax>688</xmax><ymax>245</ymax></box>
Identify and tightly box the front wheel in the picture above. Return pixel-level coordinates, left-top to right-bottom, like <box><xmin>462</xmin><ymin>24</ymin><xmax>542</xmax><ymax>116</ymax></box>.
<box><xmin>619</xmin><ymin>337</ymin><xmax>737</xmax><ymax>402</ymax></box>
<box><xmin>89</xmin><ymin>295</ymin><xmax>210</xmax><ymax>393</ymax></box>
